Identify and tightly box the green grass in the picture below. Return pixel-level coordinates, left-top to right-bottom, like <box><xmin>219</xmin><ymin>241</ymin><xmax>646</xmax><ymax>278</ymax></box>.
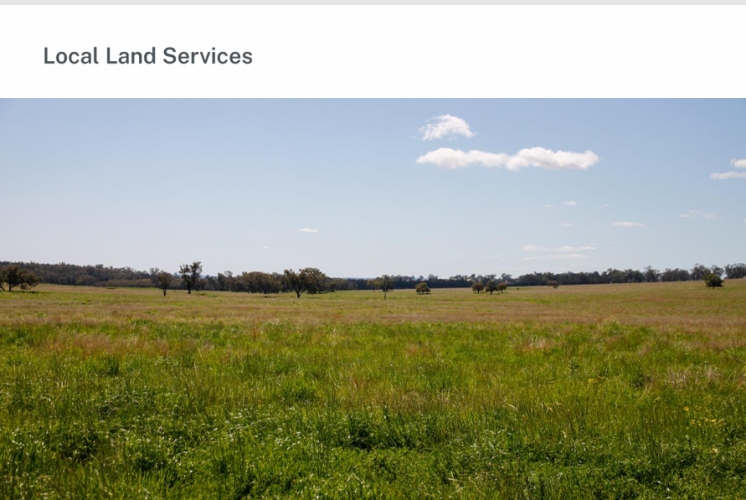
<box><xmin>1</xmin><ymin>282</ymin><xmax>746</xmax><ymax>498</ymax></box>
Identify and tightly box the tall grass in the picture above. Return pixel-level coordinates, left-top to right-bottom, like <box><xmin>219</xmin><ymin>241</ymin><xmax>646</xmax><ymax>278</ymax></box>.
<box><xmin>1</xmin><ymin>282</ymin><xmax>745</xmax><ymax>498</ymax></box>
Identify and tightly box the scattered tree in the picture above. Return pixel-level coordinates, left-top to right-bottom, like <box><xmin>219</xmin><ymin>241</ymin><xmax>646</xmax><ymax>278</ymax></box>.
<box><xmin>497</xmin><ymin>282</ymin><xmax>508</xmax><ymax>293</ymax></box>
<box><xmin>179</xmin><ymin>261</ymin><xmax>202</xmax><ymax>294</ymax></box>
<box><xmin>725</xmin><ymin>263</ymin><xmax>746</xmax><ymax>279</ymax></box>
<box><xmin>156</xmin><ymin>272</ymin><xmax>173</xmax><ymax>296</ymax></box>
<box><xmin>284</xmin><ymin>269</ymin><xmax>305</xmax><ymax>298</ymax></box>
<box><xmin>0</xmin><ymin>266</ymin><xmax>39</xmax><ymax>292</ymax></box>
<box><xmin>485</xmin><ymin>280</ymin><xmax>498</xmax><ymax>294</ymax></box>
<box><xmin>644</xmin><ymin>266</ymin><xmax>659</xmax><ymax>283</ymax></box>
<box><xmin>690</xmin><ymin>264</ymin><xmax>710</xmax><ymax>281</ymax></box>
<box><xmin>471</xmin><ymin>282</ymin><xmax>485</xmax><ymax>294</ymax></box>
<box><xmin>370</xmin><ymin>275</ymin><xmax>394</xmax><ymax>299</ymax></box>
<box><xmin>704</xmin><ymin>273</ymin><xmax>723</xmax><ymax>288</ymax></box>
<box><xmin>547</xmin><ymin>280</ymin><xmax>560</xmax><ymax>289</ymax></box>
<box><xmin>301</xmin><ymin>268</ymin><xmax>329</xmax><ymax>295</ymax></box>
<box><xmin>415</xmin><ymin>282</ymin><xmax>431</xmax><ymax>295</ymax></box>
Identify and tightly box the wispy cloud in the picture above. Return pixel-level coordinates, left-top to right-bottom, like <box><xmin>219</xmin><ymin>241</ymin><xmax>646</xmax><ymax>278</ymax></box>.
<box><xmin>416</xmin><ymin>147</ymin><xmax>599</xmax><ymax>171</ymax></box>
<box><xmin>486</xmin><ymin>255</ymin><xmax>501</xmax><ymax>260</ymax></box>
<box><xmin>523</xmin><ymin>253</ymin><xmax>589</xmax><ymax>261</ymax></box>
<box><xmin>562</xmin><ymin>201</ymin><xmax>578</xmax><ymax>206</ymax></box>
<box><xmin>298</xmin><ymin>228</ymin><xmax>319</xmax><ymax>233</ymax></box>
<box><xmin>263</xmin><ymin>245</ymin><xmax>271</xmax><ymax>249</ymax></box>
<box><xmin>711</xmin><ymin>171</ymin><xmax>746</xmax><ymax>180</ymax></box>
<box><xmin>611</xmin><ymin>222</ymin><xmax>645</xmax><ymax>227</ymax></box>
<box><xmin>420</xmin><ymin>115</ymin><xmax>475</xmax><ymax>141</ymax></box>
<box><xmin>680</xmin><ymin>210</ymin><xmax>718</xmax><ymax>220</ymax></box>
<box><xmin>711</xmin><ymin>159</ymin><xmax>746</xmax><ymax>179</ymax></box>
<box><xmin>544</xmin><ymin>204</ymin><xmax>554</xmax><ymax>209</ymax></box>
<box><xmin>560</xmin><ymin>223</ymin><xmax>574</xmax><ymax>227</ymax></box>
<box><xmin>523</xmin><ymin>244</ymin><xmax>596</xmax><ymax>252</ymax></box>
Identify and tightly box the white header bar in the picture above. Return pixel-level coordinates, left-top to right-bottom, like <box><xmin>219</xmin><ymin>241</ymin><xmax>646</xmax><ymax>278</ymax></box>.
<box><xmin>1</xmin><ymin>5</ymin><xmax>745</xmax><ymax>97</ymax></box>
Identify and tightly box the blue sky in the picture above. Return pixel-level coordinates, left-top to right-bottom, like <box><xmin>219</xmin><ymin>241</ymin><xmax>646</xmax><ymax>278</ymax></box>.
<box><xmin>1</xmin><ymin>99</ymin><xmax>744</xmax><ymax>277</ymax></box>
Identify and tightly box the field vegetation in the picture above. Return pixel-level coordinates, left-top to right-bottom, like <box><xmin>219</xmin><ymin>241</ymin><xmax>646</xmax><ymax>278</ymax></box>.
<box><xmin>1</xmin><ymin>281</ymin><xmax>746</xmax><ymax>498</ymax></box>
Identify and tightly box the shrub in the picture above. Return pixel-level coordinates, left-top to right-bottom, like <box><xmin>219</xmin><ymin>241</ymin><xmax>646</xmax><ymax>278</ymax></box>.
<box><xmin>704</xmin><ymin>273</ymin><xmax>723</xmax><ymax>288</ymax></box>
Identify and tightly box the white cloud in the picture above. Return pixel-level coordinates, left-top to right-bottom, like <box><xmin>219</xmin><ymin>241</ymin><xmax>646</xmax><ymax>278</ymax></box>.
<box><xmin>486</xmin><ymin>254</ymin><xmax>501</xmax><ymax>259</ymax></box>
<box><xmin>263</xmin><ymin>245</ymin><xmax>271</xmax><ymax>249</ymax></box>
<box><xmin>680</xmin><ymin>210</ymin><xmax>718</xmax><ymax>220</ymax></box>
<box><xmin>611</xmin><ymin>222</ymin><xmax>645</xmax><ymax>227</ymax></box>
<box><xmin>560</xmin><ymin>223</ymin><xmax>573</xmax><ymax>227</ymax></box>
<box><xmin>453</xmin><ymin>254</ymin><xmax>465</xmax><ymax>259</ymax></box>
<box><xmin>731</xmin><ymin>158</ymin><xmax>746</xmax><ymax>168</ymax></box>
<box><xmin>420</xmin><ymin>115</ymin><xmax>475</xmax><ymax>141</ymax></box>
<box><xmin>416</xmin><ymin>147</ymin><xmax>599</xmax><ymax>171</ymax></box>
<box><xmin>523</xmin><ymin>244</ymin><xmax>596</xmax><ymax>252</ymax></box>
<box><xmin>711</xmin><ymin>171</ymin><xmax>746</xmax><ymax>180</ymax></box>
<box><xmin>298</xmin><ymin>228</ymin><xmax>319</xmax><ymax>233</ymax></box>
<box><xmin>523</xmin><ymin>253</ymin><xmax>589</xmax><ymax>261</ymax></box>
<box><xmin>544</xmin><ymin>204</ymin><xmax>554</xmax><ymax>209</ymax></box>
<box><xmin>562</xmin><ymin>201</ymin><xmax>578</xmax><ymax>206</ymax></box>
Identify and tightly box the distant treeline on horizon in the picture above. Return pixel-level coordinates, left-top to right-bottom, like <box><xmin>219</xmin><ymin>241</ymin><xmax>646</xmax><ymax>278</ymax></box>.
<box><xmin>2</xmin><ymin>261</ymin><xmax>745</xmax><ymax>292</ymax></box>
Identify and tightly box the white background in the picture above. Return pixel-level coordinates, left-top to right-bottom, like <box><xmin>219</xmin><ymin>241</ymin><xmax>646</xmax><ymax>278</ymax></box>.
<box><xmin>0</xmin><ymin>5</ymin><xmax>744</xmax><ymax>97</ymax></box>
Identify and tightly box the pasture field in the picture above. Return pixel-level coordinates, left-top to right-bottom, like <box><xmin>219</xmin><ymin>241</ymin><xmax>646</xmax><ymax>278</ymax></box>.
<box><xmin>1</xmin><ymin>281</ymin><xmax>746</xmax><ymax>499</ymax></box>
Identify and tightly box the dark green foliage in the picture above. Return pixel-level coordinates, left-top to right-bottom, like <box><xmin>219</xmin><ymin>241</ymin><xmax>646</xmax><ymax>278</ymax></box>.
<box><xmin>415</xmin><ymin>283</ymin><xmax>431</xmax><ymax>295</ymax></box>
<box><xmin>283</xmin><ymin>268</ymin><xmax>329</xmax><ymax>298</ymax></box>
<box><xmin>4</xmin><ymin>260</ymin><xmax>746</xmax><ymax>292</ymax></box>
<box><xmin>471</xmin><ymin>282</ymin><xmax>484</xmax><ymax>294</ymax></box>
<box><xmin>150</xmin><ymin>268</ymin><xmax>174</xmax><ymax>296</ymax></box>
<box><xmin>704</xmin><ymin>273</ymin><xmax>723</xmax><ymax>288</ymax></box>
<box><xmin>179</xmin><ymin>261</ymin><xmax>202</xmax><ymax>294</ymax></box>
<box><xmin>241</xmin><ymin>271</ymin><xmax>282</xmax><ymax>295</ymax></box>
<box><xmin>369</xmin><ymin>275</ymin><xmax>395</xmax><ymax>299</ymax></box>
<box><xmin>725</xmin><ymin>263</ymin><xmax>746</xmax><ymax>279</ymax></box>
<box><xmin>0</xmin><ymin>265</ymin><xmax>39</xmax><ymax>292</ymax></box>
<box><xmin>547</xmin><ymin>280</ymin><xmax>560</xmax><ymax>289</ymax></box>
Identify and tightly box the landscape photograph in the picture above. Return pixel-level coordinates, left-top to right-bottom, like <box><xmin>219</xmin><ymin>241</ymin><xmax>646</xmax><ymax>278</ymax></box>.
<box><xmin>1</xmin><ymin>98</ymin><xmax>745</xmax><ymax>499</ymax></box>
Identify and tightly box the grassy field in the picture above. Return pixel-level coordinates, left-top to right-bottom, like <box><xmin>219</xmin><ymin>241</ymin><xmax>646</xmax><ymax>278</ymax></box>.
<box><xmin>1</xmin><ymin>281</ymin><xmax>746</xmax><ymax>499</ymax></box>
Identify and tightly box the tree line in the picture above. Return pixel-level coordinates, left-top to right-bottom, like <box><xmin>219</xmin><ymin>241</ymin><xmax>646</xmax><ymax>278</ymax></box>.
<box><xmin>2</xmin><ymin>260</ymin><xmax>745</xmax><ymax>295</ymax></box>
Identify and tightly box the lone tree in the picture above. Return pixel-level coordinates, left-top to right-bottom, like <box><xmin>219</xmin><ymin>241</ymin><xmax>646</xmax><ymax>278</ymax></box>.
<box><xmin>284</xmin><ymin>269</ymin><xmax>305</xmax><ymax>298</ymax></box>
<box><xmin>485</xmin><ymin>280</ymin><xmax>498</xmax><ymax>294</ymax></box>
<box><xmin>471</xmin><ymin>282</ymin><xmax>485</xmax><ymax>294</ymax></box>
<box><xmin>283</xmin><ymin>268</ymin><xmax>329</xmax><ymax>298</ymax></box>
<box><xmin>704</xmin><ymin>273</ymin><xmax>723</xmax><ymax>288</ymax></box>
<box><xmin>301</xmin><ymin>268</ymin><xmax>328</xmax><ymax>295</ymax></box>
<box><xmin>370</xmin><ymin>275</ymin><xmax>394</xmax><ymax>299</ymax></box>
<box><xmin>156</xmin><ymin>271</ymin><xmax>174</xmax><ymax>296</ymax></box>
<box><xmin>497</xmin><ymin>282</ymin><xmax>508</xmax><ymax>293</ymax></box>
<box><xmin>415</xmin><ymin>282</ymin><xmax>431</xmax><ymax>295</ymax></box>
<box><xmin>179</xmin><ymin>261</ymin><xmax>202</xmax><ymax>294</ymax></box>
<box><xmin>0</xmin><ymin>266</ymin><xmax>39</xmax><ymax>292</ymax></box>
<box><xmin>547</xmin><ymin>280</ymin><xmax>560</xmax><ymax>289</ymax></box>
